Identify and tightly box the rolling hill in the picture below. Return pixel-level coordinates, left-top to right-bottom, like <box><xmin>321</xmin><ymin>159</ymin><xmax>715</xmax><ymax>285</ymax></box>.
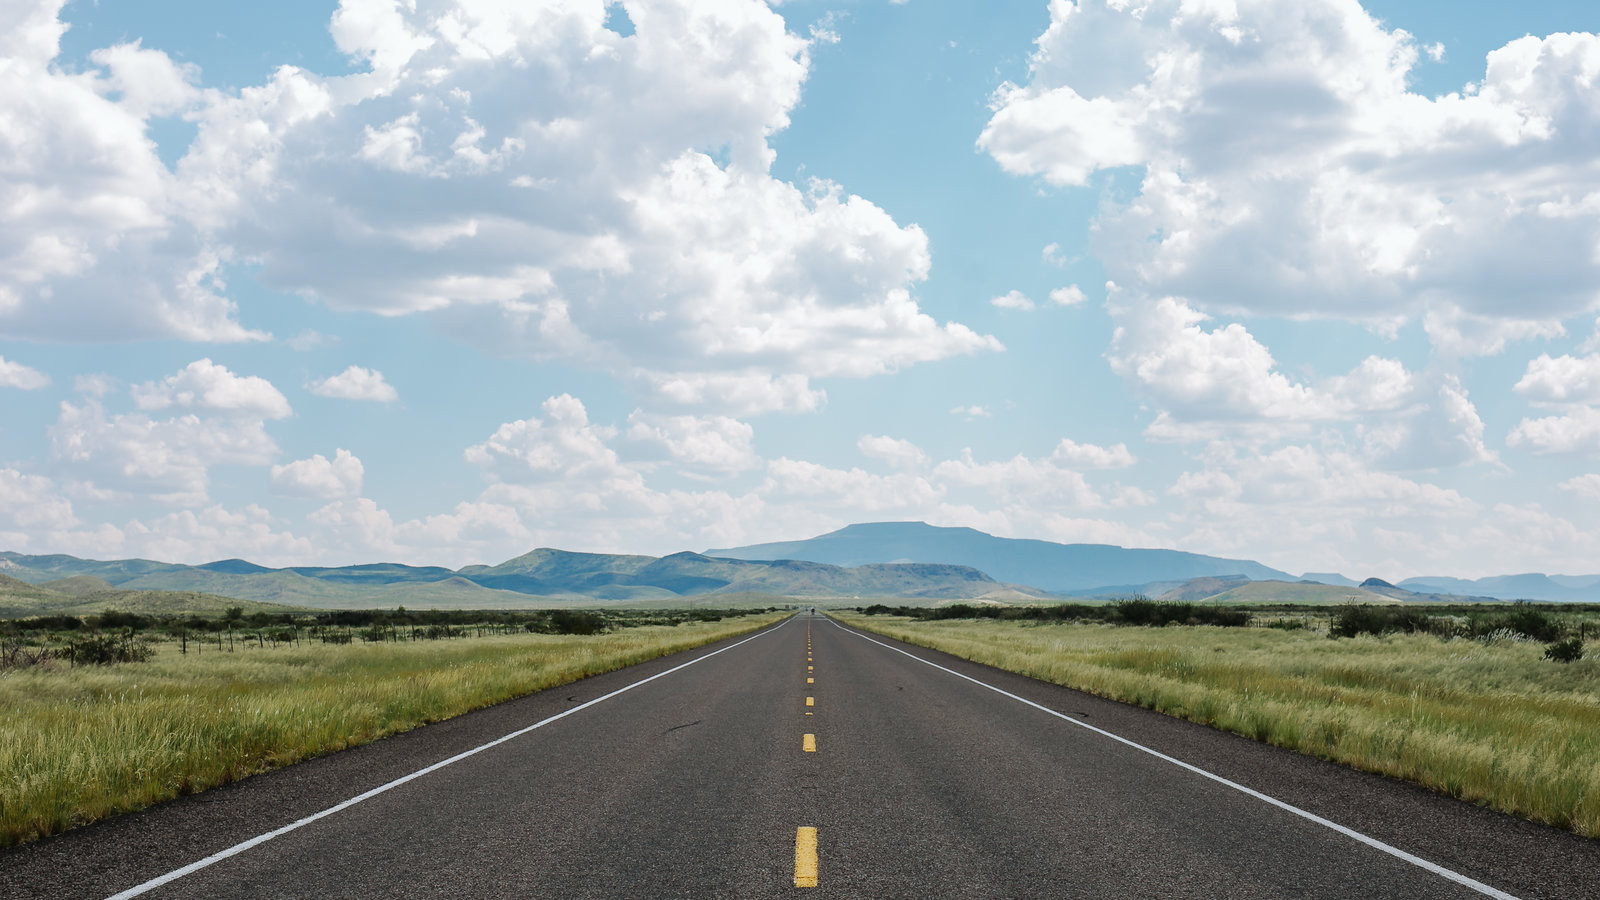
<box><xmin>0</xmin><ymin>546</ymin><xmax>1042</xmax><ymax>612</ymax></box>
<box><xmin>0</xmin><ymin>573</ymin><xmax>307</xmax><ymax>619</ymax></box>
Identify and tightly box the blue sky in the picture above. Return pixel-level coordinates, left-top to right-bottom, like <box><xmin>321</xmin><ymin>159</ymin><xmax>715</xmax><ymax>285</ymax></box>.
<box><xmin>3</xmin><ymin>0</ymin><xmax>1600</xmax><ymax>579</ymax></box>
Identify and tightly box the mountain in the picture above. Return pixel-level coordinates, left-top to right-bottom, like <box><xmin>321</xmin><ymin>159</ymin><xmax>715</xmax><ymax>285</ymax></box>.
<box><xmin>0</xmin><ymin>545</ymin><xmax>1040</xmax><ymax>612</ymax></box>
<box><xmin>1399</xmin><ymin>574</ymin><xmax>1600</xmax><ymax>603</ymax></box>
<box><xmin>1299</xmin><ymin>572</ymin><xmax>1358</xmax><ymax>587</ymax></box>
<box><xmin>706</xmin><ymin>521</ymin><xmax>1296</xmax><ymax>593</ymax></box>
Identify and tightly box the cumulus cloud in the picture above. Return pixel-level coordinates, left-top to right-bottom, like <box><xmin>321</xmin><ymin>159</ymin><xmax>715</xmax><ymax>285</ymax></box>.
<box><xmin>1051</xmin><ymin>438</ymin><xmax>1134</xmax><ymax>469</ymax></box>
<box><xmin>950</xmin><ymin>404</ymin><xmax>990</xmax><ymax>418</ymax></box>
<box><xmin>1559</xmin><ymin>473</ymin><xmax>1600</xmax><ymax>501</ymax></box>
<box><xmin>308</xmin><ymin>365</ymin><xmax>398</xmax><ymax>403</ymax></box>
<box><xmin>1048</xmin><ymin>285</ymin><xmax>1087</xmax><ymax>307</ymax></box>
<box><xmin>1515</xmin><ymin>353</ymin><xmax>1600</xmax><ymax>406</ymax></box>
<box><xmin>934</xmin><ymin>449</ymin><xmax>1104</xmax><ymax>509</ymax></box>
<box><xmin>132</xmin><ymin>358</ymin><xmax>292</xmax><ymax>418</ymax></box>
<box><xmin>0</xmin><ymin>356</ymin><xmax>49</xmax><ymax>390</ymax></box>
<box><xmin>49</xmin><ymin>398</ymin><xmax>279</xmax><ymax>505</ymax></box>
<box><xmin>625</xmin><ymin>412</ymin><xmax>760</xmax><ymax>476</ymax></box>
<box><xmin>119</xmin><ymin>504</ymin><xmax>314</xmax><ymax>566</ymax></box>
<box><xmin>1163</xmin><ymin>443</ymin><xmax>1481</xmax><ymax>573</ymax></box>
<box><xmin>857</xmin><ymin>434</ymin><xmax>930</xmax><ymax>470</ymax></box>
<box><xmin>0</xmin><ymin>467</ymin><xmax>77</xmax><ymax>536</ymax></box>
<box><xmin>465</xmin><ymin>394</ymin><xmax>628</xmax><ymax>484</ymax></box>
<box><xmin>991</xmin><ymin>290</ymin><xmax>1036</xmax><ymax>311</ymax></box>
<box><xmin>1</xmin><ymin>0</ymin><xmax>996</xmax><ymax>414</ymax></box>
<box><xmin>981</xmin><ymin>1</ymin><xmax>1600</xmax><ymax>350</ymax></box>
<box><xmin>0</xmin><ymin>1</ymin><xmax>264</xmax><ymax>342</ymax></box>
<box><xmin>1107</xmin><ymin>296</ymin><xmax>1332</xmax><ymax>424</ymax></box>
<box><xmin>270</xmin><ymin>449</ymin><xmax>364</xmax><ymax>499</ymax></box>
<box><xmin>1508</xmin><ymin>407</ymin><xmax>1600</xmax><ymax>456</ymax></box>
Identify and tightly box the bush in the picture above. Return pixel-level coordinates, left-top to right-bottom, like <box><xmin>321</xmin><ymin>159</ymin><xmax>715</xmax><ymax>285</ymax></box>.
<box><xmin>66</xmin><ymin>634</ymin><xmax>154</xmax><ymax>665</ymax></box>
<box><xmin>1330</xmin><ymin>604</ymin><xmax>1451</xmax><ymax>639</ymax></box>
<box><xmin>547</xmin><ymin>610</ymin><xmax>605</xmax><ymax>636</ymax></box>
<box><xmin>1545</xmin><ymin>638</ymin><xmax>1584</xmax><ymax>663</ymax></box>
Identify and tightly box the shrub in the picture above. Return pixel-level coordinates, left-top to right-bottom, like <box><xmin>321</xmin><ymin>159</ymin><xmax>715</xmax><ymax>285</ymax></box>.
<box><xmin>1545</xmin><ymin>638</ymin><xmax>1584</xmax><ymax>663</ymax></box>
<box><xmin>547</xmin><ymin>610</ymin><xmax>606</xmax><ymax>636</ymax></box>
<box><xmin>66</xmin><ymin>634</ymin><xmax>154</xmax><ymax>665</ymax></box>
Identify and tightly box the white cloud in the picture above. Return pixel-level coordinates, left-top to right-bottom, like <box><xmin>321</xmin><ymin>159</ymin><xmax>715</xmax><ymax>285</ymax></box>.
<box><xmin>132</xmin><ymin>358</ymin><xmax>292</xmax><ymax>419</ymax></box>
<box><xmin>1508</xmin><ymin>407</ymin><xmax>1600</xmax><ymax>456</ymax></box>
<box><xmin>636</xmin><ymin>371</ymin><xmax>825</xmax><ymax>415</ymax></box>
<box><xmin>49</xmin><ymin>398</ymin><xmax>279</xmax><ymax>505</ymax></box>
<box><xmin>464</xmin><ymin>394</ymin><xmax>628</xmax><ymax>484</ymax></box>
<box><xmin>1107</xmin><ymin>296</ymin><xmax>1332</xmax><ymax>424</ymax></box>
<box><xmin>119</xmin><ymin>504</ymin><xmax>313</xmax><ymax>566</ymax></box>
<box><xmin>950</xmin><ymin>404</ymin><xmax>990</xmax><ymax>418</ymax></box>
<box><xmin>1048</xmin><ymin>285</ymin><xmax>1087</xmax><ymax>307</ymax></box>
<box><xmin>0</xmin><ymin>467</ymin><xmax>77</xmax><ymax>535</ymax></box>
<box><xmin>1162</xmin><ymin>443</ymin><xmax>1481</xmax><ymax>575</ymax></box>
<box><xmin>1514</xmin><ymin>353</ymin><xmax>1600</xmax><ymax>406</ymax></box>
<box><xmin>625</xmin><ymin>412</ymin><xmax>759</xmax><ymax>476</ymax></box>
<box><xmin>287</xmin><ymin>329</ymin><xmax>339</xmax><ymax>351</ymax></box>
<box><xmin>934</xmin><ymin>449</ymin><xmax>1104</xmax><ymax>509</ymax></box>
<box><xmin>1358</xmin><ymin>376</ymin><xmax>1496</xmax><ymax>470</ymax></box>
<box><xmin>0</xmin><ymin>356</ymin><xmax>49</xmax><ymax>390</ymax></box>
<box><xmin>991</xmin><ymin>290</ymin><xmax>1036</xmax><ymax>311</ymax></box>
<box><xmin>1051</xmin><ymin>438</ymin><xmax>1134</xmax><ymax>469</ymax></box>
<box><xmin>270</xmin><ymin>449</ymin><xmax>364</xmax><ymax>499</ymax></box>
<box><xmin>1555</xmin><ymin>474</ymin><xmax>1600</xmax><ymax>499</ymax></box>
<box><xmin>857</xmin><ymin>434</ymin><xmax>930</xmax><ymax>470</ymax></box>
<box><xmin>1041</xmin><ymin>242</ymin><xmax>1068</xmax><ymax>266</ymax></box>
<box><xmin>308</xmin><ymin>365</ymin><xmax>398</xmax><ymax>403</ymax></box>
<box><xmin>1559</xmin><ymin>473</ymin><xmax>1600</xmax><ymax>502</ymax></box>
<box><xmin>2</xmin><ymin>0</ymin><xmax>997</xmax><ymax>412</ymax></box>
<box><xmin>0</xmin><ymin>2</ymin><xmax>265</xmax><ymax>343</ymax></box>
<box><xmin>981</xmin><ymin>1</ymin><xmax>1600</xmax><ymax>350</ymax></box>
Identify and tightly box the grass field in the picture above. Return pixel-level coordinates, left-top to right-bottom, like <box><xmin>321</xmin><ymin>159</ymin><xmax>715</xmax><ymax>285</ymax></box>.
<box><xmin>0</xmin><ymin>611</ymin><xmax>784</xmax><ymax>848</ymax></box>
<box><xmin>836</xmin><ymin>612</ymin><xmax>1600</xmax><ymax>838</ymax></box>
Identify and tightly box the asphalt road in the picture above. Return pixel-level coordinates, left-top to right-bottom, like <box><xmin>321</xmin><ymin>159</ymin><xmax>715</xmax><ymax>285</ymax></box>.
<box><xmin>5</xmin><ymin>612</ymin><xmax>1598</xmax><ymax>898</ymax></box>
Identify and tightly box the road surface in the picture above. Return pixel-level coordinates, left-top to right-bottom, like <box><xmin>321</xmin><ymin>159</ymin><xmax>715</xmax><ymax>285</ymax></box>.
<box><xmin>5</xmin><ymin>613</ymin><xmax>1597</xmax><ymax>898</ymax></box>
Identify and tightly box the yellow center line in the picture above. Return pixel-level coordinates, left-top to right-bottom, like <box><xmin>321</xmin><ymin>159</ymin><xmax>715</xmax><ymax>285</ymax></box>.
<box><xmin>807</xmin><ymin>677</ymin><xmax>814</xmax><ymax>684</ymax></box>
<box><xmin>794</xmin><ymin>827</ymin><xmax>818</xmax><ymax>888</ymax></box>
<box><xmin>802</xmin><ymin>733</ymin><xmax>816</xmax><ymax>752</ymax></box>
<box><xmin>805</xmin><ymin>696</ymin><xmax>814</xmax><ymax>707</ymax></box>
<box><xmin>808</xmin><ymin>665</ymin><xmax>813</xmax><ymax>671</ymax></box>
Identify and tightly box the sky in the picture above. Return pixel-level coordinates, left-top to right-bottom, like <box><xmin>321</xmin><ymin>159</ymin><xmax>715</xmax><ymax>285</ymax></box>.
<box><xmin>2</xmin><ymin>0</ymin><xmax>1600</xmax><ymax>580</ymax></box>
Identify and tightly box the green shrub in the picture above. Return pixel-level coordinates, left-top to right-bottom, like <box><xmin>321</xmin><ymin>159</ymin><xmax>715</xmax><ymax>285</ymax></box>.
<box><xmin>1545</xmin><ymin>638</ymin><xmax>1584</xmax><ymax>663</ymax></box>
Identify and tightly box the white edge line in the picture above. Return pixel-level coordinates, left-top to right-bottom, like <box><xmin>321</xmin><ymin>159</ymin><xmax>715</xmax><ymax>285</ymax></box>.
<box><xmin>104</xmin><ymin>617</ymin><xmax>793</xmax><ymax>900</ymax></box>
<box><xmin>830</xmin><ymin>618</ymin><xmax>1518</xmax><ymax>900</ymax></box>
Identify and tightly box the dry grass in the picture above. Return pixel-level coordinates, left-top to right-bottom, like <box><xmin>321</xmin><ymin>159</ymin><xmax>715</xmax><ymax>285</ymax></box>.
<box><xmin>837</xmin><ymin>613</ymin><xmax>1600</xmax><ymax>837</ymax></box>
<box><xmin>0</xmin><ymin>613</ymin><xmax>783</xmax><ymax>848</ymax></box>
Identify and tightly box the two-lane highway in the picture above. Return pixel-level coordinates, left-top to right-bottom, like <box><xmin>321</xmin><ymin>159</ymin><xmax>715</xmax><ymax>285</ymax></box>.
<box><xmin>5</xmin><ymin>612</ymin><xmax>1599</xmax><ymax>898</ymax></box>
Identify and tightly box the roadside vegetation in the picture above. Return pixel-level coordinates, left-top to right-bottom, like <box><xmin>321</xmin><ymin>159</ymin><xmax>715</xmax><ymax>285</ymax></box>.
<box><xmin>839</xmin><ymin>603</ymin><xmax>1600</xmax><ymax>838</ymax></box>
<box><xmin>0</xmin><ymin>607</ymin><xmax>784</xmax><ymax>848</ymax></box>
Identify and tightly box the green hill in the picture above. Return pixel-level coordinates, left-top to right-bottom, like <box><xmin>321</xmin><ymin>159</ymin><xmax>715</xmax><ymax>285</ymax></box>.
<box><xmin>0</xmin><ymin>577</ymin><xmax>305</xmax><ymax>619</ymax></box>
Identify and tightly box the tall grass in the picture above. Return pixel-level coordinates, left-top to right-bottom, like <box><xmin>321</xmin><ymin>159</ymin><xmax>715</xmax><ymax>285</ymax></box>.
<box><xmin>838</xmin><ymin>613</ymin><xmax>1600</xmax><ymax>838</ymax></box>
<box><xmin>0</xmin><ymin>613</ymin><xmax>783</xmax><ymax>848</ymax></box>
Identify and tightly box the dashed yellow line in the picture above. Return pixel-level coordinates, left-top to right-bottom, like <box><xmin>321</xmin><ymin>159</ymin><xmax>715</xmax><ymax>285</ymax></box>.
<box><xmin>794</xmin><ymin>827</ymin><xmax>818</xmax><ymax>888</ymax></box>
<box><xmin>807</xmin><ymin>677</ymin><xmax>814</xmax><ymax>684</ymax></box>
<box><xmin>802</xmin><ymin>733</ymin><xmax>816</xmax><ymax>752</ymax></box>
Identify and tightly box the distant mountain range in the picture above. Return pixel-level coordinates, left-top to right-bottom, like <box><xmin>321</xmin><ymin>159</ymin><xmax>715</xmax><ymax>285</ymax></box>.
<box><xmin>0</xmin><ymin>545</ymin><xmax>1038</xmax><ymax>611</ymax></box>
<box><xmin>1397</xmin><ymin>574</ymin><xmax>1600</xmax><ymax>603</ymax></box>
<box><xmin>707</xmin><ymin>521</ymin><xmax>1296</xmax><ymax>593</ymax></box>
<box><xmin>4</xmin><ymin>520</ymin><xmax>1597</xmax><ymax>613</ymax></box>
